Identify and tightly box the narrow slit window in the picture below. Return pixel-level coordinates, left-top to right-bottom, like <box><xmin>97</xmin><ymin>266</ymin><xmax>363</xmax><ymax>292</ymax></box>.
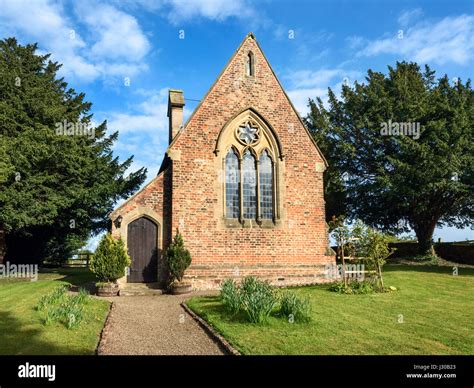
<box><xmin>260</xmin><ymin>151</ymin><xmax>274</xmax><ymax>220</ymax></box>
<box><xmin>242</xmin><ymin>150</ymin><xmax>257</xmax><ymax>219</ymax></box>
<box><xmin>225</xmin><ymin>149</ymin><xmax>240</xmax><ymax>219</ymax></box>
<box><xmin>246</xmin><ymin>52</ymin><xmax>254</xmax><ymax>76</ymax></box>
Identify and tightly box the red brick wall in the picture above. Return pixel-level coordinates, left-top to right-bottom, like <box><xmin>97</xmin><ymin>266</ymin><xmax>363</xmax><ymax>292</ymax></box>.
<box><xmin>111</xmin><ymin>171</ymin><xmax>170</xmax><ymax>286</ymax></box>
<box><xmin>168</xmin><ymin>35</ymin><xmax>334</xmax><ymax>289</ymax></box>
<box><xmin>162</xmin><ymin>166</ymin><xmax>173</xmax><ymax>249</ymax></box>
<box><xmin>113</xmin><ymin>173</ymin><xmax>165</xmax><ymax>219</ymax></box>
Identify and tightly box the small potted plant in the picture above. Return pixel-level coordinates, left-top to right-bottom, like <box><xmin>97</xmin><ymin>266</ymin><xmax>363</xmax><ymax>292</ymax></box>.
<box><xmin>90</xmin><ymin>233</ymin><xmax>131</xmax><ymax>296</ymax></box>
<box><xmin>166</xmin><ymin>229</ymin><xmax>192</xmax><ymax>294</ymax></box>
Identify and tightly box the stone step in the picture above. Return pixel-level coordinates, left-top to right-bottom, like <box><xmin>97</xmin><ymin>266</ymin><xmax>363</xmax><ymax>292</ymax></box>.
<box><xmin>119</xmin><ymin>288</ymin><xmax>164</xmax><ymax>296</ymax></box>
<box><xmin>119</xmin><ymin>283</ymin><xmax>165</xmax><ymax>296</ymax></box>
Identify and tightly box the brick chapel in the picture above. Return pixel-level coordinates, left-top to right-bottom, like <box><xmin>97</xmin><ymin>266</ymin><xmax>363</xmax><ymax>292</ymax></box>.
<box><xmin>110</xmin><ymin>33</ymin><xmax>334</xmax><ymax>290</ymax></box>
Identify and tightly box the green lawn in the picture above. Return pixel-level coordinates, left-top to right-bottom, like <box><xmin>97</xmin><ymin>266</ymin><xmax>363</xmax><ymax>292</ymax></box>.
<box><xmin>187</xmin><ymin>264</ymin><xmax>474</xmax><ymax>355</ymax></box>
<box><xmin>0</xmin><ymin>268</ymin><xmax>110</xmax><ymax>355</ymax></box>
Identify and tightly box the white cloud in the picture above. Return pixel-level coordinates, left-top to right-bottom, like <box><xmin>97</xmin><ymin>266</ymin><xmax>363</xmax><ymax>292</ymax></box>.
<box><xmin>286</xmin><ymin>68</ymin><xmax>363</xmax><ymax>89</ymax></box>
<box><xmin>106</xmin><ymin>91</ymin><xmax>170</xmax><ymax>187</ymax></box>
<box><xmin>287</xmin><ymin>69</ymin><xmax>344</xmax><ymax>89</ymax></box>
<box><xmin>398</xmin><ymin>8</ymin><xmax>423</xmax><ymax>27</ymax></box>
<box><xmin>75</xmin><ymin>2</ymin><xmax>150</xmax><ymax>61</ymax></box>
<box><xmin>111</xmin><ymin>0</ymin><xmax>163</xmax><ymax>12</ymax></box>
<box><xmin>0</xmin><ymin>0</ymin><xmax>97</xmax><ymax>80</ymax></box>
<box><xmin>167</xmin><ymin>0</ymin><xmax>251</xmax><ymax>23</ymax></box>
<box><xmin>108</xmin><ymin>112</ymin><xmax>168</xmax><ymax>134</ymax></box>
<box><xmin>106</xmin><ymin>88</ymin><xmax>169</xmax><ymax>134</ymax></box>
<box><xmin>105</xmin><ymin>87</ymin><xmax>195</xmax><ymax>187</ymax></box>
<box><xmin>97</xmin><ymin>62</ymin><xmax>149</xmax><ymax>78</ymax></box>
<box><xmin>346</xmin><ymin>35</ymin><xmax>365</xmax><ymax>50</ymax></box>
<box><xmin>287</xmin><ymin>87</ymin><xmax>327</xmax><ymax>117</ymax></box>
<box><xmin>0</xmin><ymin>0</ymin><xmax>257</xmax><ymax>84</ymax></box>
<box><xmin>0</xmin><ymin>0</ymin><xmax>151</xmax><ymax>82</ymax></box>
<box><xmin>359</xmin><ymin>14</ymin><xmax>474</xmax><ymax>65</ymax></box>
<box><xmin>116</xmin><ymin>0</ymin><xmax>256</xmax><ymax>24</ymax></box>
<box><xmin>286</xmin><ymin>68</ymin><xmax>364</xmax><ymax>115</ymax></box>
<box><xmin>60</xmin><ymin>55</ymin><xmax>102</xmax><ymax>83</ymax></box>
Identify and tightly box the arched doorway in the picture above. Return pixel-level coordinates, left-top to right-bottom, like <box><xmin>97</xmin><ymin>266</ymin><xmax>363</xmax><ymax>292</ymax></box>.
<box><xmin>127</xmin><ymin>217</ymin><xmax>159</xmax><ymax>283</ymax></box>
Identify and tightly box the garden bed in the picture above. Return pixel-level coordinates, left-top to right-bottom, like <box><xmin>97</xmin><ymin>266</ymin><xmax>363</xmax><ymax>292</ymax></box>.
<box><xmin>187</xmin><ymin>264</ymin><xmax>474</xmax><ymax>355</ymax></box>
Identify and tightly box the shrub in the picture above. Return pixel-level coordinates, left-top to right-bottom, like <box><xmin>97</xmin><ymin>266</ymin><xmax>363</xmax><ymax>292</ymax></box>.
<box><xmin>352</xmin><ymin>222</ymin><xmax>395</xmax><ymax>290</ymax></box>
<box><xmin>280</xmin><ymin>292</ymin><xmax>312</xmax><ymax>323</ymax></box>
<box><xmin>240</xmin><ymin>276</ymin><xmax>260</xmax><ymax>295</ymax></box>
<box><xmin>75</xmin><ymin>288</ymin><xmax>90</xmax><ymax>305</ymax></box>
<box><xmin>329</xmin><ymin>280</ymin><xmax>375</xmax><ymax>294</ymax></box>
<box><xmin>166</xmin><ymin>230</ymin><xmax>192</xmax><ymax>282</ymax></box>
<box><xmin>220</xmin><ymin>279</ymin><xmax>242</xmax><ymax>315</ymax></box>
<box><xmin>350</xmin><ymin>281</ymin><xmax>376</xmax><ymax>294</ymax></box>
<box><xmin>240</xmin><ymin>277</ymin><xmax>278</xmax><ymax>324</ymax></box>
<box><xmin>36</xmin><ymin>286</ymin><xmax>90</xmax><ymax>329</ymax></box>
<box><xmin>90</xmin><ymin>234</ymin><xmax>131</xmax><ymax>283</ymax></box>
<box><xmin>36</xmin><ymin>285</ymin><xmax>67</xmax><ymax>311</ymax></box>
<box><xmin>412</xmin><ymin>254</ymin><xmax>439</xmax><ymax>264</ymax></box>
<box><xmin>328</xmin><ymin>282</ymin><xmax>347</xmax><ymax>293</ymax></box>
<box><xmin>60</xmin><ymin>296</ymin><xmax>85</xmax><ymax>329</ymax></box>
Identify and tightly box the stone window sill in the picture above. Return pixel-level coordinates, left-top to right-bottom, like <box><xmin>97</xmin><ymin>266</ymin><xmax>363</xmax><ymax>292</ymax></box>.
<box><xmin>223</xmin><ymin>218</ymin><xmax>280</xmax><ymax>229</ymax></box>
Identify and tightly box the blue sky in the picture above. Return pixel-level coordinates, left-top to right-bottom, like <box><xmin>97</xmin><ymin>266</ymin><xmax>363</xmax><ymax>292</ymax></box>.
<box><xmin>0</xmin><ymin>0</ymin><xmax>473</xmax><ymax>244</ymax></box>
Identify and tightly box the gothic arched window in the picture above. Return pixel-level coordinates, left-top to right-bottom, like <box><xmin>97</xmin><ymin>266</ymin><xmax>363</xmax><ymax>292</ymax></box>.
<box><xmin>219</xmin><ymin>110</ymin><xmax>282</xmax><ymax>226</ymax></box>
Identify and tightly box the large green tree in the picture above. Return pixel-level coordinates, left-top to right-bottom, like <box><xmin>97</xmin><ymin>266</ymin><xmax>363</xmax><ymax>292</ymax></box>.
<box><xmin>305</xmin><ymin>98</ymin><xmax>347</xmax><ymax>222</ymax></box>
<box><xmin>306</xmin><ymin>62</ymin><xmax>473</xmax><ymax>255</ymax></box>
<box><xmin>0</xmin><ymin>38</ymin><xmax>146</xmax><ymax>263</ymax></box>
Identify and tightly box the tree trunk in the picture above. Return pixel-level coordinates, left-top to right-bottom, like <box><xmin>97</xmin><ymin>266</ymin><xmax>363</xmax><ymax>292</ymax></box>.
<box><xmin>413</xmin><ymin>222</ymin><xmax>437</xmax><ymax>256</ymax></box>
<box><xmin>376</xmin><ymin>261</ymin><xmax>384</xmax><ymax>290</ymax></box>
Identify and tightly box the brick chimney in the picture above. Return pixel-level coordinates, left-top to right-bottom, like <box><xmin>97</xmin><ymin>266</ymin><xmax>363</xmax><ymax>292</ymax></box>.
<box><xmin>167</xmin><ymin>89</ymin><xmax>185</xmax><ymax>144</ymax></box>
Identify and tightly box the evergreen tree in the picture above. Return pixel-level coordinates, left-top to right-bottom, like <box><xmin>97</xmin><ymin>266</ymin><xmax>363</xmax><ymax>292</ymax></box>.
<box><xmin>166</xmin><ymin>230</ymin><xmax>192</xmax><ymax>283</ymax></box>
<box><xmin>306</xmin><ymin>62</ymin><xmax>473</xmax><ymax>255</ymax></box>
<box><xmin>0</xmin><ymin>38</ymin><xmax>146</xmax><ymax>263</ymax></box>
<box><xmin>305</xmin><ymin>97</ymin><xmax>347</xmax><ymax>222</ymax></box>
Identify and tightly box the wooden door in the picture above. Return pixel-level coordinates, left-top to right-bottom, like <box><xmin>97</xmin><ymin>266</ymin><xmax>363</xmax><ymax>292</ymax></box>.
<box><xmin>127</xmin><ymin>217</ymin><xmax>158</xmax><ymax>283</ymax></box>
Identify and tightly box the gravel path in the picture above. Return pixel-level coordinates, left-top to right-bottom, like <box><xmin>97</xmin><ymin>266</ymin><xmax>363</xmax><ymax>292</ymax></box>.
<box><xmin>98</xmin><ymin>293</ymin><xmax>225</xmax><ymax>355</ymax></box>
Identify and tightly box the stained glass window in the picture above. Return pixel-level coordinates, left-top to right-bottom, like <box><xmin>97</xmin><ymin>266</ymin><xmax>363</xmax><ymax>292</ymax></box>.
<box><xmin>242</xmin><ymin>150</ymin><xmax>257</xmax><ymax>219</ymax></box>
<box><xmin>225</xmin><ymin>149</ymin><xmax>240</xmax><ymax>219</ymax></box>
<box><xmin>260</xmin><ymin>151</ymin><xmax>273</xmax><ymax>219</ymax></box>
<box><xmin>223</xmin><ymin>116</ymin><xmax>279</xmax><ymax>224</ymax></box>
